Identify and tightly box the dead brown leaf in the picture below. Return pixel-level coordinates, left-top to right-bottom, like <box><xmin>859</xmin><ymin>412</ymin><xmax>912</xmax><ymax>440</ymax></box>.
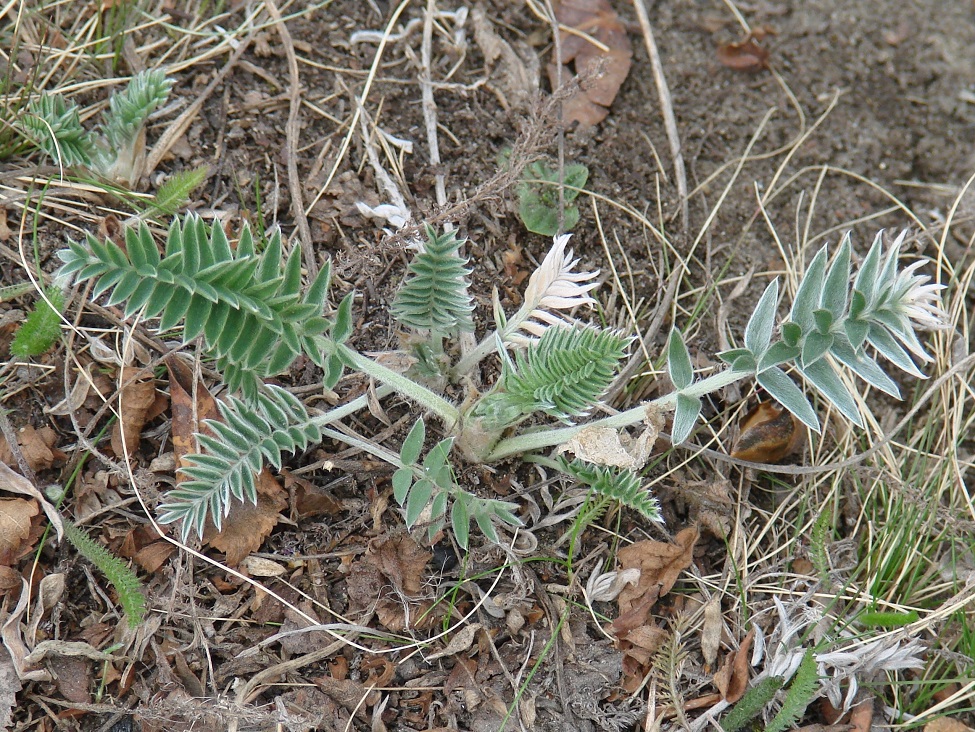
<box><xmin>731</xmin><ymin>401</ymin><xmax>805</xmax><ymax>463</ymax></box>
<box><xmin>0</xmin><ymin>462</ymin><xmax>63</xmax><ymax>541</ymax></box>
<box><xmin>0</xmin><ymin>425</ymin><xmax>60</xmax><ymax>473</ymax></box>
<box><xmin>848</xmin><ymin>698</ymin><xmax>873</xmax><ymax>732</ymax></box>
<box><xmin>615</xmin><ymin>526</ymin><xmax>699</xmax><ymax>616</ymax></box>
<box><xmin>203</xmin><ymin>471</ymin><xmax>287</xmax><ymax>566</ymax></box>
<box><xmin>547</xmin><ymin>0</ymin><xmax>633</xmax><ymax>128</ymax></box>
<box><xmin>716</xmin><ymin>35</ymin><xmax>770</xmax><ymax>72</ymax></box>
<box><xmin>166</xmin><ymin>355</ymin><xmax>220</xmax><ymax>469</ymax></box>
<box><xmin>0</xmin><ymin>498</ymin><xmax>38</xmax><ymax>565</ymax></box>
<box><xmin>111</xmin><ymin>366</ymin><xmax>160</xmax><ymax>458</ymax></box>
<box><xmin>49</xmin><ymin>654</ymin><xmax>91</xmax><ymax>704</ymax></box>
<box><xmin>367</xmin><ymin>533</ymin><xmax>431</xmax><ymax>595</ymax></box>
<box><xmin>282</xmin><ymin>469</ymin><xmax>342</xmax><ymax>519</ymax></box>
<box><xmin>712</xmin><ymin>628</ymin><xmax>754</xmax><ymax>703</ymax></box>
<box><xmin>924</xmin><ymin>719</ymin><xmax>975</xmax><ymax>732</ymax></box>
<box><xmin>314</xmin><ymin>675</ymin><xmax>379</xmax><ymax>712</ymax></box>
<box><xmin>119</xmin><ymin>526</ymin><xmax>175</xmax><ymax>574</ymax></box>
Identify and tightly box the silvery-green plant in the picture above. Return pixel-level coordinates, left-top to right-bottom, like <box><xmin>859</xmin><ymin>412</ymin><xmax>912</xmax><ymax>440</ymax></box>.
<box><xmin>19</xmin><ymin>69</ymin><xmax>171</xmax><ymax>184</ymax></box>
<box><xmin>55</xmin><ymin>218</ymin><xmax>947</xmax><ymax>549</ymax></box>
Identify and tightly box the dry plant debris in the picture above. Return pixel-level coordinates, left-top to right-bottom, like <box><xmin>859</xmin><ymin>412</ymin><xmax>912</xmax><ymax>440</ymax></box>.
<box><xmin>0</xmin><ymin>0</ymin><xmax>973</xmax><ymax>730</ymax></box>
<box><xmin>547</xmin><ymin>0</ymin><xmax>633</xmax><ymax>127</ymax></box>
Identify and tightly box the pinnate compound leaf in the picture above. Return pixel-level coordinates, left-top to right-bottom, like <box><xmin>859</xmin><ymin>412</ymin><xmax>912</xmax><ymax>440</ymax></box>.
<box><xmin>559</xmin><ymin>458</ymin><xmax>661</xmax><ymax>522</ymax></box>
<box><xmin>391</xmin><ymin>225</ymin><xmax>474</xmax><ymax>335</ymax></box>
<box><xmin>100</xmin><ymin>69</ymin><xmax>172</xmax><ymax>151</ymax></box>
<box><xmin>667</xmin><ymin>328</ymin><xmax>694</xmax><ymax>390</ymax></box>
<box><xmin>756</xmin><ymin>366</ymin><xmax>820</xmax><ymax>432</ymax></box>
<box><xmin>152</xmin><ymin>165</ymin><xmax>209</xmax><ymax>215</ymax></box>
<box><xmin>10</xmin><ymin>288</ymin><xmax>63</xmax><ymax>358</ymax></box>
<box><xmin>721</xmin><ymin>676</ymin><xmax>784</xmax><ymax>732</ymax></box>
<box><xmin>20</xmin><ymin>93</ymin><xmax>94</xmax><ymax>167</ymax></box>
<box><xmin>157</xmin><ymin>385</ymin><xmax>322</xmax><ymax>540</ymax></box>
<box><xmin>56</xmin><ymin>214</ymin><xmax>333</xmax><ymax>402</ymax></box>
<box><xmin>64</xmin><ymin>521</ymin><xmax>146</xmax><ymax>628</ymax></box>
<box><xmin>477</xmin><ymin>326</ymin><xmax>629</xmax><ymax>426</ymax></box>
<box><xmin>744</xmin><ymin>279</ymin><xmax>778</xmax><ymax>357</ymax></box>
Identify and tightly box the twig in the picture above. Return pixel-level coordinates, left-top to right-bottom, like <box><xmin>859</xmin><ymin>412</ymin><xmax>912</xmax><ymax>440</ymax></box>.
<box><xmin>0</xmin><ymin>408</ymin><xmax>37</xmax><ymax>485</ymax></box>
<box><xmin>604</xmin><ymin>266</ymin><xmax>681</xmax><ymax>405</ymax></box>
<box><xmin>632</xmin><ymin>0</ymin><xmax>688</xmax><ymax>232</ymax></box>
<box><xmin>420</xmin><ymin>0</ymin><xmax>447</xmax><ymax>210</ymax></box>
<box><xmin>264</xmin><ymin>0</ymin><xmax>316</xmax><ymax>277</ymax></box>
<box><xmin>144</xmin><ymin>31</ymin><xmax>254</xmax><ymax>177</ymax></box>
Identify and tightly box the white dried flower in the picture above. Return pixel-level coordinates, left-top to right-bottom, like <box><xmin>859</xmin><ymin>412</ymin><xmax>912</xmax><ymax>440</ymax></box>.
<box><xmin>509</xmin><ymin>234</ymin><xmax>599</xmax><ymax>339</ymax></box>
<box><xmin>860</xmin><ymin>230</ymin><xmax>951</xmax><ymax>363</ymax></box>
<box><xmin>887</xmin><ymin>259</ymin><xmax>950</xmax><ymax>331</ymax></box>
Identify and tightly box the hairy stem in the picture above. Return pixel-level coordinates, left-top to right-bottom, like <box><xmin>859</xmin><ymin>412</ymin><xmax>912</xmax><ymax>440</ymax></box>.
<box><xmin>484</xmin><ymin>368</ymin><xmax>750</xmax><ymax>461</ymax></box>
<box><xmin>337</xmin><ymin>344</ymin><xmax>460</xmax><ymax>428</ymax></box>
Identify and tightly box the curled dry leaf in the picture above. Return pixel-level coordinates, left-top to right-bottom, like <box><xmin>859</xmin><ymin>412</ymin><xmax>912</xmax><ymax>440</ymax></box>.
<box><xmin>426</xmin><ymin>622</ymin><xmax>482</xmax><ymax>661</ymax></box>
<box><xmin>712</xmin><ymin>627</ymin><xmax>754</xmax><ymax>703</ymax></box>
<box><xmin>547</xmin><ymin>0</ymin><xmax>633</xmax><ymax>128</ymax></box>
<box><xmin>615</xmin><ymin>525</ymin><xmax>699</xmax><ymax>617</ymax></box>
<box><xmin>367</xmin><ymin>533</ymin><xmax>431</xmax><ymax>595</ymax></box>
<box><xmin>111</xmin><ymin>366</ymin><xmax>160</xmax><ymax>458</ymax></box>
<box><xmin>586</xmin><ymin>567</ymin><xmax>641</xmax><ymax>603</ymax></box>
<box><xmin>557</xmin><ymin>421</ymin><xmax>658</xmax><ymax>469</ymax></box>
<box><xmin>0</xmin><ymin>498</ymin><xmax>39</xmax><ymax>565</ymax></box>
<box><xmin>700</xmin><ymin>595</ymin><xmax>723</xmax><ymax>668</ymax></box>
<box><xmin>0</xmin><ymin>461</ymin><xmax>63</xmax><ymax>541</ymax></box>
<box><xmin>0</xmin><ymin>425</ymin><xmax>60</xmax><ymax>473</ymax></box>
<box><xmin>472</xmin><ymin>7</ymin><xmax>538</xmax><ymax>111</ymax></box>
<box><xmin>716</xmin><ymin>34</ymin><xmax>771</xmax><ymax>72</ymax></box>
<box><xmin>730</xmin><ymin>401</ymin><xmax>805</xmax><ymax>463</ymax></box>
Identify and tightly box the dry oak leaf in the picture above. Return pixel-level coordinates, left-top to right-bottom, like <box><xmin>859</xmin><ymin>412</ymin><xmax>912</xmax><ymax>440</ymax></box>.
<box><xmin>615</xmin><ymin>525</ymin><xmax>699</xmax><ymax>616</ymax></box>
<box><xmin>0</xmin><ymin>498</ymin><xmax>39</xmax><ymax>566</ymax></box>
<box><xmin>547</xmin><ymin>0</ymin><xmax>633</xmax><ymax>128</ymax></box>
<box><xmin>111</xmin><ymin>366</ymin><xmax>160</xmax><ymax>458</ymax></box>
